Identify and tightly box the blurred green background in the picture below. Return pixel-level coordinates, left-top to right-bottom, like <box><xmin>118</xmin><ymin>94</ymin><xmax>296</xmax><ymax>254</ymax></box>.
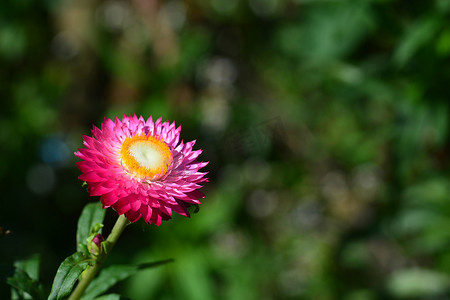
<box><xmin>1</xmin><ymin>0</ymin><xmax>450</xmax><ymax>299</ymax></box>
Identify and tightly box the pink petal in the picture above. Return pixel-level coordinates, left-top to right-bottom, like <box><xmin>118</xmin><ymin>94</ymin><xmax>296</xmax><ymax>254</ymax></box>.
<box><xmin>125</xmin><ymin>209</ymin><xmax>141</xmax><ymax>223</ymax></box>
<box><xmin>114</xmin><ymin>197</ymin><xmax>132</xmax><ymax>214</ymax></box>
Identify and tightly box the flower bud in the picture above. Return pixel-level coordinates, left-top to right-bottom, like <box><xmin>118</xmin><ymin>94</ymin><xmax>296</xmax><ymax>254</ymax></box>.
<box><xmin>87</xmin><ymin>233</ymin><xmax>104</xmax><ymax>256</ymax></box>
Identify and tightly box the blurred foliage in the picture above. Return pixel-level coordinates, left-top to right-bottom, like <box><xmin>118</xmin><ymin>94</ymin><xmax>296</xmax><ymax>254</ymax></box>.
<box><xmin>1</xmin><ymin>0</ymin><xmax>449</xmax><ymax>299</ymax></box>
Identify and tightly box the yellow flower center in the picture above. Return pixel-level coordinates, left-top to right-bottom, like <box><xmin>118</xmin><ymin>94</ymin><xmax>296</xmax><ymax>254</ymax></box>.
<box><xmin>120</xmin><ymin>134</ymin><xmax>172</xmax><ymax>180</ymax></box>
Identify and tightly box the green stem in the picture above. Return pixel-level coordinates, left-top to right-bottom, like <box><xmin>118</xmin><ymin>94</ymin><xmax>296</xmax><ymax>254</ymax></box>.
<box><xmin>68</xmin><ymin>214</ymin><xmax>129</xmax><ymax>300</ymax></box>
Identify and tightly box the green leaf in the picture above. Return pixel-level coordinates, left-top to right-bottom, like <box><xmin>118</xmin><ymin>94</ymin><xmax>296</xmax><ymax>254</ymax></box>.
<box><xmin>14</xmin><ymin>254</ymin><xmax>40</xmax><ymax>281</ymax></box>
<box><xmin>5</xmin><ymin>255</ymin><xmax>45</xmax><ymax>300</ymax></box>
<box><xmin>7</xmin><ymin>268</ymin><xmax>45</xmax><ymax>300</ymax></box>
<box><xmin>77</xmin><ymin>202</ymin><xmax>106</xmax><ymax>252</ymax></box>
<box><xmin>93</xmin><ymin>293</ymin><xmax>128</xmax><ymax>300</ymax></box>
<box><xmin>8</xmin><ymin>271</ymin><xmax>31</xmax><ymax>300</ymax></box>
<box><xmin>48</xmin><ymin>252</ymin><xmax>93</xmax><ymax>300</ymax></box>
<box><xmin>81</xmin><ymin>259</ymin><xmax>173</xmax><ymax>300</ymax></box>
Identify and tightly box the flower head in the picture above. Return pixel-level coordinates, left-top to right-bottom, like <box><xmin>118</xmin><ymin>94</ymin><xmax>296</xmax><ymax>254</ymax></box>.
<box><xmin>75</xmin><ymin>115</ymin><xmax>208</xmax><ymax>225</ymax></box>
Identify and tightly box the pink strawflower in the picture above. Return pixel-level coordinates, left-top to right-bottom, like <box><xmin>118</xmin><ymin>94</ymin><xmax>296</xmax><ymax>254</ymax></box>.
<box><xmin>75</xmin><ymin>115</ymin><xmax>208</xmax><ymax>225</ymax></box>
